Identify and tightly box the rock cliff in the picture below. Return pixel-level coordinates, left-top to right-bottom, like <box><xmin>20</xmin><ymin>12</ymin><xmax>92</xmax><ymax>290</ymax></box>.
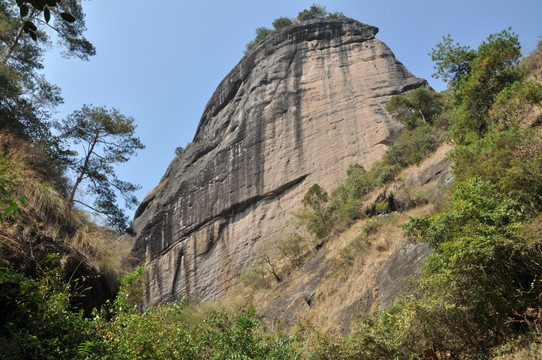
<box><xmin>129</xmin><ymin>18</ymin><xmax>428</xmax><ymax>306</ymax></box>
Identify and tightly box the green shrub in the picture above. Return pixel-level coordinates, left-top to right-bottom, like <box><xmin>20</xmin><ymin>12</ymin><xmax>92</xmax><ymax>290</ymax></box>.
<box><xmin>278</xmin><ymin>232</ymin><xmax>310</xmax><ymax>268</ymax></box>
<box><xmin>240</xmin><ymin>264</ymin><xmax>270</xmax><ymax>289</ymax></box>
<box><xmin>90</xmin><ymin>302</ymin><xmax>298</xmax><ymax>359</ymax></box>
<box><xmin>451</xmin><ymin>127</ymin><xmax>542</xmax><ymax>216</ymax></box>
<box><xmin>115</xmin><ymin>266</ymin><xmax>146</xmax><ymax>312</ymax></box>
<box><xmin>385</xmin><ymin>88</ymin><xmax>443</xmax><ymax>129</ymax></box>
<box><xmin>401</xmin><ymin>176</ymin><xmax>542</xmax><ymax>357</ymax></box>
<box><xmin>382</xmin><ymin>124</ymin><xmax>439</xmax><ymax>168</ymax></box>
<box><xmin>296</xmin><ymin>184</ymin><xmax>333</xmax><ymax>239</ymax></box>
<box><xmin>0</xmin><ymin>255</ymin><xmax>94</xmax><ymax>360</ymax></box>
<box><xmin>244</xmin><ymin>26</ymin><xmax>273</xmax><ymax>54</ymax></box>
<box><xmin>272</xmin><ymin>17</ymin><xmax>293</xmax><ymax>29</ymax></box>
<box><xmin>297</xmin><ymin>4</ymin><xmax>327</xmax><ymax>21</ymax></box>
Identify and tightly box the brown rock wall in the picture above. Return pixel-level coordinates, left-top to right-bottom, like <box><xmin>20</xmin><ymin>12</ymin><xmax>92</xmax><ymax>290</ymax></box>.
<box><xmin>129</xmin><ymin>19</ymin><xmax>428</xmax><ymax>306</ymax></box>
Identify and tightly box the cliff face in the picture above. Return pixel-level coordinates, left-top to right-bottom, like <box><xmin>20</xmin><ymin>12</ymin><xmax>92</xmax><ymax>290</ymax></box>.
<box><xmin>129</xmin><ymin>18</ymin><xmax>427</xmax><ymax>306</ymax></box>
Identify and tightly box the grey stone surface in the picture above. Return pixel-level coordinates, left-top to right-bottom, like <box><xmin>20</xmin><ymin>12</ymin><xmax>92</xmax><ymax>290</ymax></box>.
<box><xmin>376</xmin><ymin>242</ymin><xmax>431</xmax><ymax>309</ymax></box>
<box><xmin>128</xmin><ymin>18</ymin><xmax>427</xmax><ymax>306</ymax></box>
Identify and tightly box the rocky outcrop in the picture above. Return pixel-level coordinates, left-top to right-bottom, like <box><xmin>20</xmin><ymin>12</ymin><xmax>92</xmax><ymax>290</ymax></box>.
<box><xmin>375</xmin><ymin>242</ymin><xmax>431</xmax><ymax>309</ymax></box>
<box><xmin>129</xmin><ymin>18</ymin><xmax>428</xmax><ymax>306</ymax></box>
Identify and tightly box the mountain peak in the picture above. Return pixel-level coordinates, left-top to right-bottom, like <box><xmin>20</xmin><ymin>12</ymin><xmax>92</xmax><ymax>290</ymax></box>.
<box><xmin>129</xmin><ymin>19</ymin><xmax>427</xmax><ymax>306</ymax></box>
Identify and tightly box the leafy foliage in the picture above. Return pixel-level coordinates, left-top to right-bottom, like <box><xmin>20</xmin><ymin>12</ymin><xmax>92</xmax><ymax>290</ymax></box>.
<box><xmin>296</xmin><ymin>108</ymin><xmax>442</xmax><ymax>238</ymax></box>
<box><xmin>386</xmin><ymin>87</ymin><xmax>443</xmax><ymax>129</ymax></box>
<box><xmin>11</xmin><ymin>0</ymin><xmax>93</xmax><ymax>57</ymax></box>
<box><xmin>86</xmin><ymin>268</ymin><xmax>299</xmax><ymax>359</ymax></box>
<box><xmin>296</xmin><ymin>184</ymin><xmax>333</xmax><ymax>239</ymax></box>
<box><xmin>0</xmin><ymin>264</ymin><xmax>299</xmax><ymax>360</ymax></box>
<box><xmin>400</xmin><ymin>176</ymin><xmax>542</xmax><ymax>356</ymax></box>
<box><xmin>395</xmin><ymin>107</ymin><xmax>542</xmax><ymax>358</ymax></box>
<box><xmin>0</xmin><ymin>0</ymin><xmax>95</xmax><ymax>167</ymax></box>
<box><xmin>299</xmin><ymin>31</ymin><xmax>542</xmax><ymax>359</ymax></box>
<box><xmin>56</xmin><ymin>105</ymin><xmax>145</xmax><ymax>232</ymax></box>
<box><xmin>272</xmin><ymin>16</ymin><xmax>293</xmax><ymax>30</ymax></box>
<box><xmin>0</xmin><ymin>154</ymin><xmax>26</xmax><ymax>224</ymax></box>
<box><xmin>0</xmin><ymin>255</ymin><xmax>92</xmax><ymax>359</ymax></box>
<box><xmin>244</xmin><ymin>26</ymin><xmax>273</xmax><ymax>53</ymax></box>
<box><xmin>432</xmin><ymin>29</ymin><xmax>542</xmax><ymax>144</ymax></box>
<box><xmin>1</xmin><ymin>10</ymin><xmax>541</xmax><ymax>360</ymax></box>
<box><xmin>297</xmin><ymin>4</ymin><xmax>328</xmax><ymax>22</ymax></box>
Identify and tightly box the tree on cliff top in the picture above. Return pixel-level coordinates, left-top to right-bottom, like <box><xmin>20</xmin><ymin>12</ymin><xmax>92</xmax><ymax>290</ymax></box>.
<box><xmin>297</xmin><ymin>4</ymin><xmax>327</xmax><ymax>21</ymax></box>
<box><xmin>244</xmin><ymin>4</ymin><xmax>346</xmax><ymax>54</ymax></box>
<box><xmin>57</xmin><ymin>105</ymin><xmax>145</xmax><ymax>232</ymax></box>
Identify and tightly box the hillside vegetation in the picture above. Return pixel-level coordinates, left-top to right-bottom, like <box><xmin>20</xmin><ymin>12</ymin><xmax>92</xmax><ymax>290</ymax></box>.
<box><xmin>1</xmin><ymin>3</ymin><xmax>542</xmax><ymax>359</ymax></box>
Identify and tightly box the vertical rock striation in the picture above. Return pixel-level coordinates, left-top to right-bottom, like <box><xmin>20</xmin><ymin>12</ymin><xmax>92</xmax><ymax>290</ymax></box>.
<box><xmin>129</xmin><ymin>18</ymin><xmax>428</xmax><ymax>306</ymax></box>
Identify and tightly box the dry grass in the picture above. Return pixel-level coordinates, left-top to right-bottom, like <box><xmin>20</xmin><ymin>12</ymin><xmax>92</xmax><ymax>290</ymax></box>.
<box><xmin>523</xmin><ymin>40</ymin><xmax>542</xmax><ymax>81</ymax></box>
<box><xmin>144</xmin><ymin>176</ymin><xmax>169</xmax><ymax>201</ymax></box>
<box><xmin>313</xmin><ymin>205</ymin><xmax>435</xmax><ymax>334</ymax></box>
<box><xmin>0</xmin><ymin>132</ymin><xmax>78</xmax><ymax>236</ymax></box>
<box><xmin>215</xmin><ymin>143</ymin><xmax>453</xmax><ymax>337</ymax></box>
<box><xmin>70</xmin><ymin>217</ymin><xmax>134</xmax><ymax>278</ymax></box>
<box><xmin>0</xmin><ymin>132</ymin><xmax>133</xmax><ymax>281</ymax></box>
<box><xmin>224</xmin><ymin>202</ymin><xmax>438</xmax><ymax>336</ymax></box>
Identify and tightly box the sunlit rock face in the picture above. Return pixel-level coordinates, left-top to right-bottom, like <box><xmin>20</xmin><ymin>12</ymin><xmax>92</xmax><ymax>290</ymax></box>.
<box><xmin>129</xmin><ymin>18</ymin><xmax>427</xmax><ymax>306</ymax></box>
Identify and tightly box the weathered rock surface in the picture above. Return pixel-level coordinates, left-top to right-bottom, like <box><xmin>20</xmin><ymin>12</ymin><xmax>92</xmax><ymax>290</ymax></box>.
<box><xmin>129</xmin><ymin>18</ymin><xmax>427</xmax><ymax>306</ymax></box>
<box><xmin>375</xmin><ymin>242</ymin><xmax>431</xmax><ymax>309</ymax></box>
<box><xmin>256</xmin><ymin>143</ymin><xmax>453</xmax><ymax>335</ymax></box>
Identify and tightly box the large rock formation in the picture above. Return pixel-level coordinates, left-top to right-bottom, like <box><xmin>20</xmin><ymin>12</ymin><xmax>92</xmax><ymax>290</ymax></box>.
<box><xmin>130</xmin><ymin>18</ymin><xmax>427</xmax><ymax>306</ymax></box>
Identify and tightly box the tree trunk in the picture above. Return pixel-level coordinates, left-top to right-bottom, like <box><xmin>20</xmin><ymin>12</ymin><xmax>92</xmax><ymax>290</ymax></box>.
<box><xmin>68</xmin><ymin>136</ymin><xmax>97</xmax><ymax>205</ymax></box>
<box><xmin>417</xmin><ymin>107</ymin><xmax>427</xmax><ymax>123</ymax></box>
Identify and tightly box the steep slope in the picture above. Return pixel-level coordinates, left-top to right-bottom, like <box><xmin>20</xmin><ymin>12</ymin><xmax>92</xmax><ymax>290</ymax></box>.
<box><xmin>246</xmin><ymin>143</ymin><xmax>453</xmax><ymax>334</ymax></box>
<box><xmin>129</xmin><ymin>18</ymin><xmax>428</xmax><ymax>306</ymax></box>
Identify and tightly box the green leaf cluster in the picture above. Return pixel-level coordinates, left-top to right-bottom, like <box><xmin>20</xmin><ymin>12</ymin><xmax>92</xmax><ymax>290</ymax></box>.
<box><xmin>0</xmin><ymin>256</ymin><xmax>93</xmax><ymax>359</ymax></box>
<box><xmin>0</xmin><ymin>0</ymin><xmax>96</xmax><ymax>166</ymax></box>
<box><xmin>56</xmin><ymin>105</ymin><xmax>145</xmax><ymax>232</ymax></box>
<box><xmin>244</xmin><ymin>26</ymin><xmax>273</xmax><ymax>54</ymax></box>
<box><xmin>16</xmin><ymin>0</ymin><xmax>77</xmax><ymax>41</ymax></box>
<box><xmin>431</xmin><ymin>29</ymin><xmax>542</xmax><ymax>144</ymax></box>
<box><xmin>310</xmin><ymin>128</ymin><xmax>542</xmax><ymax>358</ymax></box>
<box><xmin>296</xmin><ymin>4</ymin><xmax>328</xmax><ymax>22</ymax></box>
<box><xmin>385</xmin><ymin>88</ymin><xmax>443</xmax><ymax>129</ymax></box>
<box><xmin>0</xmin><ymin>154</ymin><xmax>26</xmax><ymax>224</ymax></box>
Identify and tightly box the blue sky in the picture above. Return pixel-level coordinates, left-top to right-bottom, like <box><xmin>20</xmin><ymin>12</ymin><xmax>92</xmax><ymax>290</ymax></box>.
<box><xmin>42</xmin><ymin>0</ymin><xmax>541</xmax><ymax>220</ymax></box>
